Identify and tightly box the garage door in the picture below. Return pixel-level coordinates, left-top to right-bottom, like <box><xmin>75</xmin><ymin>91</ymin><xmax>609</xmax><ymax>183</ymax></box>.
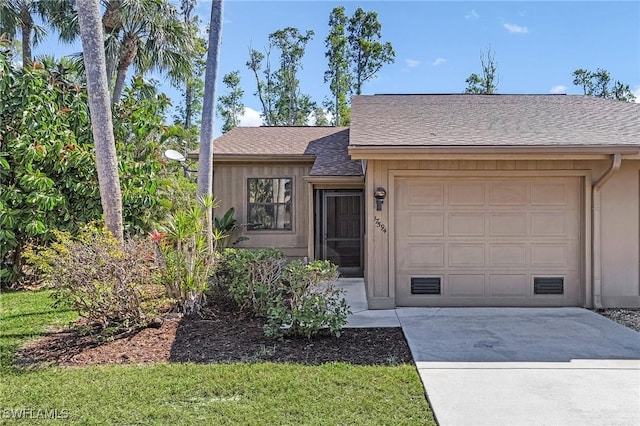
<box><xmin>395</xmin><ymin>177</ymin><xmax>582</xmax><ymax>306</ymax></box>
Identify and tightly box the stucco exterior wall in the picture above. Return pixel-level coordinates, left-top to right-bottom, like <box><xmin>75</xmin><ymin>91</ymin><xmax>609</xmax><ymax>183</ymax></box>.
<box><xmin>364</xmin><ymin>159</ymin><xmax>640</xmax><ymax>309</ymax></box>
<box><xmin>213</xmin><ymin>161</ymin><xmax>313</xmax><ymax>258</ymax></box>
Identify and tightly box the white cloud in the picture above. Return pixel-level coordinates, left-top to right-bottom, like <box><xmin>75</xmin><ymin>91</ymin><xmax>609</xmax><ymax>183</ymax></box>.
<box><xmin>239</xmin><ymin>107</ymin><xmax>263</xmax><ymax>127</ymax></box>
<box><xmin>504</xmin><ymin>23</ymin><xmax>529</xmax><ymax>34</ymax></box>
<box><xmin>465</xmin><ymin>9</ymin><xmax>479</xmax><ymax>20</ymax></box>
<box><xmin>432</xmin><ymin>57</ymin><xmax>446</xmax><ymax>66</ymax></box>
<box><xmin>549</xmin><ymin>85</ymin><xmax>567</xmax><ymax>94</ymax></box>
<box><xmin>405</xmin><ymin>58</ymin><xmax>420</xmax><ymax>68</ymax></box>
<box><xmin>633</xmin><ymin>86</ymin><xmax>640</xmax><ymax>103</ymax></box>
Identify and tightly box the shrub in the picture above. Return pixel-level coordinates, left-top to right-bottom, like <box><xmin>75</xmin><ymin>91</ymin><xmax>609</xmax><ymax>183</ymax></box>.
<box><xmin>212</xmin><ymin>248</ymin><xmax>286</xmax><ymax>315</ymax></box>
<box><xmin>212</xmin><ymin>250</ymin><xmax>350</xmax><ymax>338</ymax></box>
<box><xmin>24</xmin><ymin>227</ymin><xmax>165</xmax><ymax>333</ymax></box>
<box><xmin>264</xmin><ymin>260</ymin><xmax>350</xmax><ymax>338</ymax></box>
<box><xmin>155</xmin><ymin>203</ymin><xmax>216</xmax><ymax>314</ymax></box>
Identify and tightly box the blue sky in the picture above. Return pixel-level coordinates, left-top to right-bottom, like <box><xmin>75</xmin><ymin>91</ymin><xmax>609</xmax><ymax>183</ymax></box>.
<box><xmin>33</xmin><ymin>1</ymin><xmax>640</xmax><ymax>135</ymax></box>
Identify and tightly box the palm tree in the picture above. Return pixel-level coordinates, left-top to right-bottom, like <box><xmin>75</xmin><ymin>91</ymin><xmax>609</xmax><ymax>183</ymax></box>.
<box><xmin>197</xmin><ymin>0</ymin><xmax>224</xmax><ymax>253</ymax></box>
<box><xmin>76</xmin><ymin>0</ymin><xmax>124</xmax><ymax>241</ymax></box>
<box><xmin>42</xmin><ymin>0</ymin><xmax>195</xmax><ymax>104</ymax></box>
<box><xmin>110</xmin><ymin>0</ymin><xmax>195</xmax><ymax>104</ymax></box>
<box><xmin>0</xmin><ymin>0</ymin><xmax>49</xmax><ymax>65</ymax></box>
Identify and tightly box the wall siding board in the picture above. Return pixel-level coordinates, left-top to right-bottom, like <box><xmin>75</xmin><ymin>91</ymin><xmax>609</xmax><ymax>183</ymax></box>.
<box><xmin>213</xmin><ymin>162</ymin><xmax>312</xmax><ymax>257</ymax></box>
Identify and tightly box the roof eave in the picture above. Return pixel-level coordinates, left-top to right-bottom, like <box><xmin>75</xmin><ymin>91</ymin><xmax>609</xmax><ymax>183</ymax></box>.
<box><xmin>347</xmin><ymin>145</ymin><xmax>640</xmax><ymax>160</ymax></box>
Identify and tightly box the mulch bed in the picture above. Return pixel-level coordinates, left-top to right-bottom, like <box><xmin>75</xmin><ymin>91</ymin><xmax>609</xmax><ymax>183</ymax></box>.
<box><xmin>19</xmin><ymin>305</ymin><xmax>413</xmax><ymax>367</ymax></box>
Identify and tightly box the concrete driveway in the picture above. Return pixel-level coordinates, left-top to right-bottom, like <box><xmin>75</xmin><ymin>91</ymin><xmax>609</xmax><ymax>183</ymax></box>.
<box><xmin>397</xmin><ymin>308</ymin><xmax>640</xmax><ymax>426</ymax></box>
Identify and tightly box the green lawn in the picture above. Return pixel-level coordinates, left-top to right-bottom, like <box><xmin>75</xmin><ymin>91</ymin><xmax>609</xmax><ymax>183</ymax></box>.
<box><xmin>0</xmin><ymin>290</ymin><xmax>436</xmax><ymax>425</ymax></box>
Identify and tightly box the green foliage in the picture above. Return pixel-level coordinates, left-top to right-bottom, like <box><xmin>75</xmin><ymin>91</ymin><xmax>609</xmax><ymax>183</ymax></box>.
<box><xmin>217</xmin><ymin>70</ymin><xmax>245</xmax><ymax>133</ymax></box>
<box><xmin>465</xmin><ymin>47</ymin><xmax>498</xmax><ymax>94</ymax></box>
<box><xmin>213</xmin><ymin>207</ymin><xmax>248</xmax><ymax>249</ymax></box>
<box><xmin>212</xmin><ymin>248</ymin><xmax>287</xmax><ymax>315</ymax></box>
<box><xmin>155</xmin><ymin>205</ymin><xmax>216</xmax><ymax>314</ymax></box>
<box><xmin>572</xmin><ymin>68</ymin><xmax>636</xmax><ymax>102</ymax></box>
<box><xmin>0</xmin><ymin>50</ymin><xmax>190</xmax><ymax>286</ymax></box>
<box><xmin>213</xmin><ymin>250</ymin><xmax>350</xmax><ymax>338</ymax></box>
<box><xmin>247</xmin><ymin>27</ymin><xmax>315</xmax><ymax>126</ymax></box>
<box><xmin>347</xmin><ymin>7</ymin><xmax>395</xmax><ymax>96</ymax></box>
<box><xmin>324</xmin><ymin>6</ymin><xmax>351</xmax><ymax>126</ymax></box>
<box><xmin>24</xmin><ymin>227</ymin><xmax>165</xmax><ymax>333</ymax></box>
<box><xmin>264</xmin><ymin>260</ymin><xmax>349</xmax><ymax>338</ymax></box>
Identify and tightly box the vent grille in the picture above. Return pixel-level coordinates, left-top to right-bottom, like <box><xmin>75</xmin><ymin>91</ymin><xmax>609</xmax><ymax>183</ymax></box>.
<box><xmin>411</xmin><ymin>277</ymin><xmax>441</xmax><ymax>295</ymax></box>
<box><xmin>534</xmin><ymin>277</ymin><xmax>564</xmax><ymax>295</ymax></box>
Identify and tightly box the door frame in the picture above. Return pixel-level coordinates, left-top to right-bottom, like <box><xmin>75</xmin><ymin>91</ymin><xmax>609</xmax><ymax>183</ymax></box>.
<box><xmin>315</xmin><ymin>189</ymin><xmax>364</xmax><ymax>277</ymax></box>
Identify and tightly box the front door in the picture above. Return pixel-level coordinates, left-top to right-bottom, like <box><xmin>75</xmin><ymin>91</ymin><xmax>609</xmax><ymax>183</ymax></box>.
<box><xmin>321</xmin><ymin>191</ymin><xmax>363</xmax><ymax>277</ymax></box>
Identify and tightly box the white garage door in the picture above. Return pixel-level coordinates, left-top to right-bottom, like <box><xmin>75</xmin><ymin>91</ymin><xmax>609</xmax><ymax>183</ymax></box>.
<box><xmin>395</xmin><ymin>177</ymin><xmax>582</xmax><ymax>306</ymax></box>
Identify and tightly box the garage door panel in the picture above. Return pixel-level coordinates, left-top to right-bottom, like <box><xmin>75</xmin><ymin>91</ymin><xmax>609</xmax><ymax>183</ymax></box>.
<box><xmin>531</xmin><ymin>244</ymin><xmax>570</xmax><ymax>267</ymax></box>
<box><xmin>489</xmin><ymin>213</ymin><xmax>527</xmax><ymax>236</ymax></box>
<box><xmin>448</xmin><ymin>213</ymin><xmax>485</xmax><ymax>236</ymax></box>
<box><xmin>407</xmin><ymin>213</ymin><xmax>444</xmax><ymax>236</ymax></box>
<box><xmin>395</xmin><ymin>177</ymin><xmax>582</xmax><ymax>307</ymax></box>
<box><xmin>448</xmin><ymin>274</ymin><xmax>486</xmax><ymax>296</ymax></box>
<box><xmin>531</xmin><ymin>212</ymin><xmax>568</xmax><ymax>236</ymax></box>
<box><xmin>488</xmin><ymin>274</ymin><xmax>529</xmax><ymax>297</ymax></box>
<box><xmin>449</xmin><ymin>183</ymin><xmax>485</xmax><ymax>205</ymax></box>
<box><xmin>490</xmin><ymin>244</ymin><xmax>527</xmax><ymax>267</ymax></box>
<box><xmin>405</xmin><ymin>182</ymin><xmax>443</xmax><ymax>206</ymax></box>
<box><xmin>407</xmin><ymin>243</ymin><xmax>444</xmax><ymax>267</ymax></box>
<box><xmin>489</xmin><ymin>183</ymin><xmax>527</xmax><ymax>206</ymax></box>
<box><xmin>531</xmin><ymin>182</ymin><xmax>569</xmax><ymax>205</ymax></box>
<box><xmin>449</xmin><ymin>244</ymin><xmax>485</xmax><ymax>267</ymax></box>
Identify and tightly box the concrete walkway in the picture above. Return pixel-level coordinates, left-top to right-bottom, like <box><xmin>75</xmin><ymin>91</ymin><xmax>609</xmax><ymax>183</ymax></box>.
<box><xmin>336</xmin><ymin>279</ymin><xmax>640</xmax><ymax>426</ymax></box>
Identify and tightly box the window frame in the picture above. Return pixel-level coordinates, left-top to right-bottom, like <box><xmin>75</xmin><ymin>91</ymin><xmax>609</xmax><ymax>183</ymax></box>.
<box><xmin>246</xmin><ymin>177</ymin><xmax>294</xmax><ymax>232</ymax></box>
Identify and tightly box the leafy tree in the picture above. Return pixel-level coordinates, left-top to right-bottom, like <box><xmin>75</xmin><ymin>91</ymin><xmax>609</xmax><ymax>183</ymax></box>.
<box><xmin>324</xmin><ymin>6</ymin><xmax>394</xmax><ymax>124</ymax></box>
<box><xmin>572</xmin><ymin>68</ymin><xmax>636</xmax><ymax>102</ymax></box>
<box><xmin>217</xmin><ymin>70</ymin><xmax>245</xmax><ymax>133</ymax></box>
<box><xmin>312</xmin><ymin>106</ymin><xmax>329</xmax><ymax>126</ymax></box>
<box><xmin>0</xmin><ymin>44</ymin><xmax>186</xmax><ymax>285</ymax></box>
<box><xmin>465</xmin><ymin>47</ymin><xmax>498</xmax><ymax>94</ymax></box>
<box><xmin>77</xmin><ymin>0</ymin><xmax>124</xmax><ymax>241</ymax></box>
<box><xmin>247</xmin><ymin>27</ymin><xmax>315</xmax><ymax>126</ymax></box>
<box><xmin>197</xmin><ymin>0</ymin><xmax>224</xmax><ymax>253</ymax></box>
<box><xmin>324</xmin><ymin>6</ymin><xmax>350</xmax><ymax>126</ymax></box>
<box><xmin>347</xmin><ymin>7</ymin><xmax>395</xmax><ymax>95</ymax></box>
<box><xmin>0</xmin><ymin>0</ymin><xmax>51</xmax><ymax>66</ymax></box>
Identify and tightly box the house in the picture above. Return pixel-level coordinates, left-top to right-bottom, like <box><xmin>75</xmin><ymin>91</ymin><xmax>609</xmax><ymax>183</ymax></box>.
<box><xmin>203</xmin><ymin>94</ymin><xmax>640</xmax><ymax>309</ymax></box>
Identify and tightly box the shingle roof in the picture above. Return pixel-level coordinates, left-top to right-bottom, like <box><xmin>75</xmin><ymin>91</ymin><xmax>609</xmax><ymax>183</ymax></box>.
<box><xmin>211</xmin><ymin>126</ymin><xmax>362</xmax><ymax>176</ymax></box>
<box><xmin>349</xmin><ymin>94</ymin><xmax>640</xmax><ymax>147</ymax></box>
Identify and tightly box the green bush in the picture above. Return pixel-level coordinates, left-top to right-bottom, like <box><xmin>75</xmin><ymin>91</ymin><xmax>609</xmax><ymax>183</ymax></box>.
<box><xmin>154</xmin><ymin>203</ymin><xmax>216</xmax><ymax>314</ymax></box>
<box><xmin>212</xmin><ymin>250</ymin><xmax>350</xmax><ymax>338</ymax></box>
<box><xmin>264</xmin><ymin>260</ymin><xmax>350</xmax><ymax>338</ymax></box>
<box><xmin>24</xmin><ymin>227</ymin><xmax>165</xmax><ymax>333</ymax></box>
<box><xmin>212</xmin><ymin>248</ymin><xmax>286</xmax><ymax>315</ymax></box>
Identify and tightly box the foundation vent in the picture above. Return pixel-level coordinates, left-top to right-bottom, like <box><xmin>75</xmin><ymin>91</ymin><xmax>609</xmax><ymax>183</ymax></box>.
<box><xmin>411</xmin><ymin>277</ymin><xmax>441</xmax><ymax>295</ymax></box>
<box><xmin>534</xmin><ymin>277</ymin><xmax>564</xmax><ymax>295</ymax></box>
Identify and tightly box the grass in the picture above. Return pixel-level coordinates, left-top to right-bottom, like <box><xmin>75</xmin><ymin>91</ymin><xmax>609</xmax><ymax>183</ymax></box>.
<box><xmin>0</xmin><ymin>290</ymin><xmax>436</xmax><ymax>425</ymax></box>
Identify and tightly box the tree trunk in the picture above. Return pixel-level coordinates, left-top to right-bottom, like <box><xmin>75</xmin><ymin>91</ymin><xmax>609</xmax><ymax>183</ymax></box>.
<box><xmin>112</xmin><ymin>66</ymin><xmax>127</xmax><ymax>105</ymax></box>
<box><xmin>77</xmin><ymin>0</ymin><xmax>124</xmax><ymax>242</ymax></box>
<box><xmin>19</xmin><ymin>4</ymin><xmax>33</xmax><ymax>66</ymax></box>
<box><xmin>197</xmin><ymin>0</ymin><xmax>224</xmax><ymax>254</ymax></box>
<box><xmin>184</xmin><ymin>83</ymin><xmax>193</xmax><ymax>128</ymax></box>
<box><xmin>111</xmin><ymin>33</ymin><xmax>137</xmax><ymax>104</ymax></box>
<box><xmin>102</xmin><ymin>0</ymin><xmax>122</xmax><ymax>84</ymax></box>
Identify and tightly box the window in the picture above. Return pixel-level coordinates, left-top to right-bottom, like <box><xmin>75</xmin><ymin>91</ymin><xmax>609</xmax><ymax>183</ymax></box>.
<box><xmin>247</xmin><ymin>178</ymin><xmax>292</xmax><ymax>230</ymax></box>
